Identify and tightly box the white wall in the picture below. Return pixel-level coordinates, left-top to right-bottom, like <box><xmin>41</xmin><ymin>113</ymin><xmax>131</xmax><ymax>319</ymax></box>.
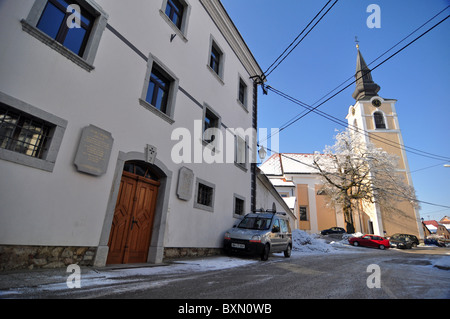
<box><xmin>0</xmin><ymin>0</ymin><xmax>261</xmax><ymax>250</ymax></box>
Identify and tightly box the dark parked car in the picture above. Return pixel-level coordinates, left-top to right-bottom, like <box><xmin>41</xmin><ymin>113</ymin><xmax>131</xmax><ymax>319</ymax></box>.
<box><xmin>424</xmin><ymin>238</ymin><xmax>445</xmax><ymax>247</ymax></box>
<box><xmin>389</xmin><ymin>234</ymin><xmax>413</xmax><ymax>249</ymax></box>
<box><xmin>390</xmin><ymin>233</ymin><xmax>419</xmax><ymax>247</ymax></box>
<box><xmin>321</xmin><ymin>227</ymin><xmax>346</xmax><ymax>235</ymax></box>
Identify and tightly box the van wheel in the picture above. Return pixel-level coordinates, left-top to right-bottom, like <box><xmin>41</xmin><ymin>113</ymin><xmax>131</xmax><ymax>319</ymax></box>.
<box><xmin>261</xmin><ymin>244</ymin><xmax>270</xmax><ymax>261</ymax></box>
<box><xmin>284</xmin><ymin>244</ymin><xmax>292</xmax><ymax>258</ymax></box>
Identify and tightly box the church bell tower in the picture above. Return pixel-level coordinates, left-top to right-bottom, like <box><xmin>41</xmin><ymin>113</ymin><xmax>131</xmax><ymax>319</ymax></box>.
<box><xmin>346</xmin><ymin>44</ymin><xmax>424</xmax><ymax>239</ymax></box>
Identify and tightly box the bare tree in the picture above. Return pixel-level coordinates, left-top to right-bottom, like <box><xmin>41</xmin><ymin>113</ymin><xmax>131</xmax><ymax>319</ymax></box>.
<box><xmin>313</xmin><ymin>129</ymin><xmax>418</xmax><ymax>233</ymax></box>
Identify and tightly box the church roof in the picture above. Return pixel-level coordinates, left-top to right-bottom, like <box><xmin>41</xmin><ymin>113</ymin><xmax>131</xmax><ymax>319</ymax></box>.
<box><xmin>259</xmin><ymin>153</ymin><xmax>321</xmax><ymax>176</ymax></box>
<box><xmin>352</xmin><ymin>48</ymin><xmax>381</xmax><ymax>101</ymax></box>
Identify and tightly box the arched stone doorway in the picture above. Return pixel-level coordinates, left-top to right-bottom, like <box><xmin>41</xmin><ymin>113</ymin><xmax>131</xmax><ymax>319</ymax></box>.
<box><xmin>106</xmin><ymin>161</ymin><xmax>161</xmax><ymax>264</ymax></box>
<box><xmin>95</xmin><ymin>151</ymin><xmax>172</xmax><ymax>267</ymax></box>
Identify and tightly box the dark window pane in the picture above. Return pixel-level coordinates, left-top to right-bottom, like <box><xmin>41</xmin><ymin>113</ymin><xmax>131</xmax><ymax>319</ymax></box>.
<box><xmin>37</xmin><ymin>2</ymin><xmax>65</xmax><ymax>39</ymax></box>
<box><xmin>147</xmin><ymin>67</ymin><xmax>171</xmax><ymax>114</ymax></box>
<box><xmin>0</xmin><ymin>105</ymin><xmax>52</xmax><ymax>159</ymax></box>
<box><xmin>63</xmin><ymin>27</ymin><xmax>87</xmax><ymax>55</ymax></box>
<box><xmin>374</xmin><ymin>112</ymin><xmax>386</xmax><ymax>129</ymax></box>
<box><xmin>154</xmin><ymin>87</ymin><xmax>168</xmax><ymax>113</ymax></box>
<box><xmin>146</xmin><ymin>82</ymin><xmax>156</xmax><ymax>104</ymax></box>
<box><xmin>299</xmin><ymin>206</ymin><xmax>308</xmax><ymax>221</ymax></box>
<box><xmin>166</xmin><ymin>0</ymin><xmax>184</xmax><ymax>28</ymax></box>
<box><xmin>239</xmin><ymin>81</ymin><xmax>246</xmax><ymax>104</ymax></box>
<box><xmin>210</xmin><ymin>46</ymin><xmax>221</xmax><ymax>74</ymax></box>
<box><xmin>198</xmin><ymin>183</ymin><xmax>213</xmax><ymax>207</ymax></box>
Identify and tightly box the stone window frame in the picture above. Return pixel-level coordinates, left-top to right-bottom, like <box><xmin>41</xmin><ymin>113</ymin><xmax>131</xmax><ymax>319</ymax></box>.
<box><xmin>207</xmin><ymin>35</ymin><xmax>225</xmax><ymax>84</ymax></box>
<box><xmin>193</xmin><ymin>178</ymin><xmax>216</xmax><ymax>213</ymax></box>
<box><xmin>233</xmin><ymin>193</ymin><xmax>246</xmax><ymax>218</ymax></box>
<box><xmin>21</xmin><ymin>0</ymin><xmax>109</xmax><ymax>72</ymax></box>
<box><xmin>237</xmin><ymin>74</ymin><xmax>249</xmax><ymax>111</ymax></box>
<box><xmin>0</xmin><ymin>91</ymin><xmax>67</xmax><ymax>172</ymax></box>
<box><xmin>201</xmin><ymin>103</ymin><xmax>222</xmax><ymax>152</ymax></box>
<box><xmin>160</xmin><ymin>0</ymin><xmax>191</xmax><ymax>42</ymax></box>
<box><xmin>139</xmin><ymin>53</ymin><xmax>180</xmax><ymax>125</ymax></box>
<box><xmin>234</xmin><ymin>134</ymin><xmax>248</xmax><ymax>171</ymax></box>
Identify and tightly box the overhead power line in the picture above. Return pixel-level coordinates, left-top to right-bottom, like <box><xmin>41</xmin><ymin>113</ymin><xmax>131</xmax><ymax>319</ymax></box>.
<box><xmin>260</xmin><ymin>13</ymin><xmax>450</xmax><ymax>162</ymax></box>
<box><xmin>263</xmin><ymin>0</ymin><xmax>339</xmax><ymax>79</ymax></box>
<box><xmin>267</xmin><ymin>85</ymin><xmax>450</xmax><ymax>162</ymax></box>
<box><xmin>308</xmin><ymin>5</ymin><xmax>450</xmax><ymax>110</ymax></box>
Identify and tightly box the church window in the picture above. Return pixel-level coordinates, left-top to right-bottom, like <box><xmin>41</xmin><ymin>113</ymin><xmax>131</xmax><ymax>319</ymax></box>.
<box><xmin>373</xmin><ymin>111</ymin><xmax>386</xmax><ymax>129</ymax></box>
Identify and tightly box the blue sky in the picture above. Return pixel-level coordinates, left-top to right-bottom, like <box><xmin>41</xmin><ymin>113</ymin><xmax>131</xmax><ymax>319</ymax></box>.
<box><xmin>221</xmin><ymin>0</ymin><xmax>450</xmax><ymax>221</ymax></box>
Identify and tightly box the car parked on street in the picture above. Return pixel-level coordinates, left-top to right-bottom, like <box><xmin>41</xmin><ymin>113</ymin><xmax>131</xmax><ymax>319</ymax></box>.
<box><xmin>389</xmin><ymin>234</ymin><xmax>413</xmax><ymax>249</ymax></box>
<box><xmin>390</xmin><ymin>233</ymin><xmax>419</xmax><ymax>247</ymax></box>
<box><xmin>348</xmin><ymin>234</ymin><xmax>390</xmax><ymax>250</ymax></box>
<box><xmin>321</xmin><ymin>227</ymin><xmax>346</xmax><ymax>235</ymax></box>
<box><xmin>223</xmin><ymin>212</ymin><xmax>292</xmax><ymax>261</ymax></box>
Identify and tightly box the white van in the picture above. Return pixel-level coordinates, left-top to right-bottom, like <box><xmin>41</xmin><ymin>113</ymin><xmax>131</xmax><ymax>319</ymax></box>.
<box><xmin>223</xmin><ymin>212</ymin><xmax>292</xmax><ymax>261</ymax></box>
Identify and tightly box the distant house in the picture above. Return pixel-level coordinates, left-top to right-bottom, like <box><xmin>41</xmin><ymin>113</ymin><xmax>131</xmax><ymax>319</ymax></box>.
<box><xmin>260</xmin><ymin>153</ymin><xmax>345</xmax><ymax>234</ymax></box>
<box><xmin>423</xmin><ymin>220</ymin><xmax>450</xmax><ymax>240</ymax></box>
<box><xmin>255</xmin><ymin>168</ymin><xmax>297</xmax><ymax>229</ymax></box>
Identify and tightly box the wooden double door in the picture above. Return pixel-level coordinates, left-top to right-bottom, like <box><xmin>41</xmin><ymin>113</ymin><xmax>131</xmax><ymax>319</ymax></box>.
<box><xmin>107</xmin><ymin>170</ymin><xmax>160</xmax><ymax>264</ymax></box>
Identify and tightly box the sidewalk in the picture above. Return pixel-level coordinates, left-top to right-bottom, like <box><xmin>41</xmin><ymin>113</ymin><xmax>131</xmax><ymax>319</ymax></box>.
<box><xmin>0</xmin><ymin>256</ymin><xmax>259</xmax><ymax>298</ymax></box>
<box><xmin>0</xmin><ymin>262</ymin><xmax>167</xmax><ymax>291</ymax></box>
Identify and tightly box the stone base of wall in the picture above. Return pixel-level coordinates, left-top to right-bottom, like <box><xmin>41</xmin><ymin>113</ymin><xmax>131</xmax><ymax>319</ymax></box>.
<box><xmin>163</xmin><ymin>247</ymin><xmax>222</xmax><ymax>260</ymax></box>
<box><xmin>0</xmin><ymin>245</ymin><xmax>97</xmax><ymax>271</ymax></box>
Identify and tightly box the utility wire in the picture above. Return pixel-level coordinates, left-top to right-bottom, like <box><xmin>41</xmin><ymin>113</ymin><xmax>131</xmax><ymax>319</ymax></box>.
<box><xmin>267</xmin><ymin>85</ymin><xmax>450</xmax><ymax>162</ymax></box>
<box><xmin>259</xmin><ymin>13</ymin><xmax>450</xmax><ymax>162</ymax></box>
<box><xmin>309</xmin><ymin>4</ymin><xmax>450</xmax><ymax>109</ymax></box>
<box><xmin>263</xmin><ymin>5</ymin><xmax>449</xmax><ymax>142</ymax></box>
<box><xmin>263</xmin><ymin>0</ymin><xmax>339</xmax><ymax>79</ymax></box>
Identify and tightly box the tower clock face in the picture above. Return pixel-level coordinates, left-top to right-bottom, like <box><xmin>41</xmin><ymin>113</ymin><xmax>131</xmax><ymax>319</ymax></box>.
<box><xmin>372</xmin><ymin>99</ymin><xmax>381</xmax><ymax>107</ymax></box>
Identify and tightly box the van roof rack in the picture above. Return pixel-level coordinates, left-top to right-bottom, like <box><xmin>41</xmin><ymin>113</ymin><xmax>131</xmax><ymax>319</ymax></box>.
<box><xmin>252</xmin><ymin>209</ymin><xmax>286</xmax><ymax>216</ymax></box>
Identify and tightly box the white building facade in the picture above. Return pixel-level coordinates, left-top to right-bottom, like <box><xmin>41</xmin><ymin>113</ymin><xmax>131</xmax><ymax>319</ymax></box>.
<box><xmin>0</xmin><ymin>0</ymin><xmax>263</xmax><ymax>270</ymax></box>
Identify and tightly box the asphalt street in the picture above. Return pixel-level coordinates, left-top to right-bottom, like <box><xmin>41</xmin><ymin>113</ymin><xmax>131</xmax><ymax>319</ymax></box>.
<box><xmin>1</xmin><ymin>245</ymin><xmax>449</xmax><ymax>300</ymax></box>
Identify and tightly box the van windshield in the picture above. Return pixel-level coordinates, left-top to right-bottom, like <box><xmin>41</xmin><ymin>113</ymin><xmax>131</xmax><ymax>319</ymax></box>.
<box><xmin>238</xmin><ymin>216</ymin><xmax>272</xmax><ymax>230</ymax></box>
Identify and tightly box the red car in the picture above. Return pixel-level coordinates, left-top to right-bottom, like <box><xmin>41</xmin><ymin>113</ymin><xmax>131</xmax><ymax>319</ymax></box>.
<box><xmin>349</xmin><ymin>234</ymin><xmax>390</xmax><ymax>250</ymax></box>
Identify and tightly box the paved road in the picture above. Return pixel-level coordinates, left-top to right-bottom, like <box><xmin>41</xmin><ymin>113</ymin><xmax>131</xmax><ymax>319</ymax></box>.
<box><xmin>109</xmin><ymin>249</ymin><xmax>450</xmax><ymax>299</ymax></box>
<box><xmin>1</xmin><ymin>246</ymin><xmax>449</xmax><ymax>300</ymax></box>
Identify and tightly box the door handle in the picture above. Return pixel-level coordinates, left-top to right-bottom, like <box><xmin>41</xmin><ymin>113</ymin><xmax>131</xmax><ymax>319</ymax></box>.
<box><xmin>131</xmin><ymin>216</ymin><xmax>138</xmax><ymax>230</ymax></box>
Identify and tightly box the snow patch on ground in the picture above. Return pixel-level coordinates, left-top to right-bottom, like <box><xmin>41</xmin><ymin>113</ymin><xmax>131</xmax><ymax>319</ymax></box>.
<box><xmin>432</xmin><ymin>256</ymin><xmax>450</xmax><ymax>270</ymax></box>
<box><xmin>290</xmin><ymin>229</ymin><xmax>358</xmax><ymax>255</ymax></box>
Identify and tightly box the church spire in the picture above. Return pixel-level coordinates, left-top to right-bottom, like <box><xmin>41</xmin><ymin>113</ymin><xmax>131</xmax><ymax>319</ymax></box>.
<box><xmin>352</xmin><ymin>43</ymin><xmax>380</xmax><ymax>101</ymax></box>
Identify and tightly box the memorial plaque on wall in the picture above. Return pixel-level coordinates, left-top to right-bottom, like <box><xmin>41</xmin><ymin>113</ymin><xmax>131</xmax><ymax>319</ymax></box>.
<box><xmin>176</xmin><ymin>167</ymin><xmax>194</xmax><ymax>201</ymax></box>
<box><xmin>74</xmin><ymin>125</ymin><xmax>114</xmax><ymax>176</ymax></box>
